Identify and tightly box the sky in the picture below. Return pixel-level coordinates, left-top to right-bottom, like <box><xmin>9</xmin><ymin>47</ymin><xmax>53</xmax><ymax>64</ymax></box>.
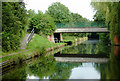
<box><xmin>24</xmin><ymin>0</ymin><xmax>95</xmax><ymax>21</ymax></box>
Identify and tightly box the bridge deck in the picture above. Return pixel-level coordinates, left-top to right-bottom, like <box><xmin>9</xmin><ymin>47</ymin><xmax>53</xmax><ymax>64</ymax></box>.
<box><xmin>55</xmin><ymin>27</ymin><xmax>109</xmax><ymax>33</ymax></box>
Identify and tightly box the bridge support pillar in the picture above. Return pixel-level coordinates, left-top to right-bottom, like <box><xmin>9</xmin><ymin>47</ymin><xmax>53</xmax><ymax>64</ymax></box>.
<box><xmin>60</xmin><ymin>33</ymin><xmax>63</xmax><ymax>41</ymax></box>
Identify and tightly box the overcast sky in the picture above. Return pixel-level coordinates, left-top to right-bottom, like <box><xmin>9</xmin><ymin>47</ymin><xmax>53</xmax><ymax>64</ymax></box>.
<box><xmin>24</xmin><ymin>0</ymin><xmax>95</xmax><ymax>21</ymax></box>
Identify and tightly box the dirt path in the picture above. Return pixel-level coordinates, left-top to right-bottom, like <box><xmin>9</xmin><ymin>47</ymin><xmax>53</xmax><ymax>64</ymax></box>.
<box><xmin>20</xmin><ymin>34</ymin><xmax>30</xmax><ymax>49</ymax></box>
<box><xmin>1</xmin><ymin>50</ymin><xmax>29</xmax><ymax>58</ymax></box>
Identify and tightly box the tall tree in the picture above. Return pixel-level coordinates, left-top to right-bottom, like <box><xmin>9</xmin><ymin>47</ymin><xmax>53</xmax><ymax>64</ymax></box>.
<box><xmin>91</xmin><ymin>2</ymin><xmax>120</xmax><ymax>45</ymax></box>
<box><xmin>46</xmin><ymin>2</ymin><xmax>73</xmax><ymax>23</ymax></box>
<box><xmin>27</xmin><ymin>9</ymin><xmax>36</xmax><ymax>20</ymax></box>
<box><xmin>29</xmin><ymin>11</ymin><xmax>56</xmax><ymax>35</ymax></box>
<box><xmin>2</xmin><ymin>2</ymin><xmax>28</xmax><ymax>52</ymax></box>
<box><xmin>71</xmin><ymin>13</ymin><xmax>89</xmax><ymax>23</ymax></box>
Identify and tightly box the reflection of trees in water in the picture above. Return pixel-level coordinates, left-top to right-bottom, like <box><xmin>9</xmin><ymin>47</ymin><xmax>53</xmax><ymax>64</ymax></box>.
<box><xmin>28</xmin><ymin>56</ymin><xmax>82</xmax><ymax>79</ymax></box>
<box><xmin>62</xmin><ymin>42</ymin><xmax>97</xmax><ymax>54</ymax></box>
<box><xmin>95</xmin><ymin>34</ymin><xmax>110</xmax><ymax>55</ymax></box>
<box><xmin>49</xmin><ymin>62</ymin><xmax>82</xmax><ymax>79</ymax></box>
<box><xmin>2</xmin><ymin>65</ymin><xmax>27</xmax><ymax>80</ymax></box>
<box><xmin>94</xmin><ymin>46</ymin><xmax>120</xmax><ymax>79</ymax></box>
<box><xmin>78</xmin><ymin>44</ymin><xmax>96</xmax><ymax>54</ymax></box>
<box><xmin>62</xmin><ymin>46</ymin><xmax>79</xmax><ymax>54</ymax></box>
<box><xmin>2</xmin><ymin>55</ymin><xmax>56</xmax><ymax>80</ymax></box>
<box><xmin>2</xmin><ymin>55</ymin><xmax>82</xmax><ymax>80</ymax></box>
<box><xmin>27</xmin><ymin>55</ymin><xmax>56</xmax><ymax>79</ymax></box>
<box><xmin>95</xmin><ymin>42</ymin><xmax>110</xmax><ymax>55</ymax></box>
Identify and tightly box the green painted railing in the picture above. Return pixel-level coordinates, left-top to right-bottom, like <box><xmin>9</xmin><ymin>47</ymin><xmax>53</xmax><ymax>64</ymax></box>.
<box><xmin>55</xmin><ymin>22</ymin><xmax>106</xmax><ymax>28</ymax></box>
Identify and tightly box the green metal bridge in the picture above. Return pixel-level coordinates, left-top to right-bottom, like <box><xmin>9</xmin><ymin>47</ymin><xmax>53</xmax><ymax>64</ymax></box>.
<box><xmin>55</xmin><ymin>22</ymin><xmax>106</xmax><ymax>28</ymax></box>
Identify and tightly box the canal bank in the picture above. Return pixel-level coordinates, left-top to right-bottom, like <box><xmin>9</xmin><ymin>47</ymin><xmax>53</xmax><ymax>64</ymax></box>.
<box><xmin>1</xmin><ymin>34</ymin><xmax>88</xmax><ymax>69</ymax></box>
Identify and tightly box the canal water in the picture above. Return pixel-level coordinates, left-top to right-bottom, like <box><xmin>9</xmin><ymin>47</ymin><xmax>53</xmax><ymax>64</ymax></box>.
<box><xmin>2</xmin><ymin>39</ymin><xmax>120</xmax><ymax>80</ymax></box>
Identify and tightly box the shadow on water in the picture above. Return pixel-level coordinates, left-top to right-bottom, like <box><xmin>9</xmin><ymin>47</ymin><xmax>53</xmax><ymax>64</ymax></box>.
<box><xmin>1</xmin><ymin>40</ymin><xmax>120</xmax><ymax>80</ymax></box>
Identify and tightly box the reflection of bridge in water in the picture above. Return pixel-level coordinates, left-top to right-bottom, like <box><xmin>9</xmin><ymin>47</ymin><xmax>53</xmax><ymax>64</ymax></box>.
<box><xmin>55</xmin><ymin>57</ymin><xmax>109</xmax><ymax>63</ymax></box>
<box><xmin>54</xmin><ymin>53</ymin><xmax>109</xmax><ymax>63</ymax></box>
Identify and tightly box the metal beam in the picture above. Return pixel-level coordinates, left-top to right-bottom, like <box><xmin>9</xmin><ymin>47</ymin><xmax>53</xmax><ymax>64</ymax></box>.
<box><xmin>55</xmin><ymin>27</ymin><xmax>109</xmax><ymax>33</ymax></box>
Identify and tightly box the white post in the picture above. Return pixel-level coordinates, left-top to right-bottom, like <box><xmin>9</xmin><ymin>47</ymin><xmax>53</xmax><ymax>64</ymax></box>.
<box><xmin>60</xmin><ymin>33</ymin><xmax>63</xmax><ymax>41</ymax></box>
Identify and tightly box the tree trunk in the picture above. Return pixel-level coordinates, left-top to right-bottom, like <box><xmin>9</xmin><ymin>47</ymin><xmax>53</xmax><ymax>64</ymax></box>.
<box><xmin>114</xmin><ymin>46</ymin><xmax>120</xmax><ymax>56</ymax></box>
<box><xmin>113</xmin><ymin>35</ymin><xmax>120</xmax><ymax>46</ymax></box>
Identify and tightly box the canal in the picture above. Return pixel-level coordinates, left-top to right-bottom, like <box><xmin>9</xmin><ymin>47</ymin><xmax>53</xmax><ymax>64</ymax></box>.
<box><xmin>2</xmin><ymin>39</ymin><xmax>120</xmax><ymax>80</ymax></box>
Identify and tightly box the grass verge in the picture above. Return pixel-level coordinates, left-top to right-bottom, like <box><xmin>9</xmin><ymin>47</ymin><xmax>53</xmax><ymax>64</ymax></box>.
<box><xmin>1</xmin><ymin>34</ymin><xmax>65</xmax><ymax>63</ymax></box>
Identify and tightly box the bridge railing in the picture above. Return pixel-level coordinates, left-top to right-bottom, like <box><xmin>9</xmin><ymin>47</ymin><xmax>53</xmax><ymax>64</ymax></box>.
<box><xmin>55</xmin><ymin>22</ymin><xmax>106</xmax><ymax>28</ymax></box>
<box><xmin>27</xmin><ymin>28</ymin><xmax>34</xmax><ymax>44</ymax></box>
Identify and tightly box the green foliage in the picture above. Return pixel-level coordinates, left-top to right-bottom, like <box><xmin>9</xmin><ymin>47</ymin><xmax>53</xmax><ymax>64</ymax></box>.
<box><xmin>27</xmin><ymin>55</ymin><xmax>82</xmax><ymax>79</ymax></box>
<box><xmin>0</xmin><ymin>1</ymin><xmax>1</xmax><ymax>29</ymax></box>
<box><xmin>27</xmin><ymin>9</ymin><xmax>36</xmax><ymax>20</ymax></box>
<box><xmin>27</xmin><ymin>55</ymin><xmax>56</xmax><ymax>79</ymax></box>
<box><xmin>93</xmin><ymin>11</ymin><xmax>105</xmax><ymax>23</ymax></box>
<box><xmin>62</xmin><ymin>42</ymin><xmax>96</xmax><ymax>54</ymax></box>
<box><xmin>29</xmin><ymin>11</ymin><xmax>56</xmax><ymax>35</ymax></box>
<box><xmin>2</xmin><ymin>2</ymin><xmax>28</xmax><ymax>52</ymax></box>
<box><xmin>97</xmin><ymin>33</ymin><xmax>110</xmax><ymax>44</ymax></box>
<box><xmin>2</xmin><ymin>66</ymin><xmax>27</xmax><ymax>80</ymax></box>
<box><xmin>91</xmin><ymin>2</ymin><xmax>120</xmax><ymax>44</ymax></box>
<box><xmin>62</xmin><ymin>33</ymin><xmax>89</xmax><ymax>41</ymax></box>
<box><xmin>94</xmin><ymin>46</ymin><xmax>120</xmax><ymax>79</ymax></box>
<box><xmin>95</xmin><ymin>33</ymin><xmax>111</xmax><ymax>55</ymax></box>
<box><xmin>46</xmin><ymin>2</ymin><xmax>90</xmax><ymax>38</ymax></box>
<box><xmin>46</xmin><ymin>2</ymin><xmax>73</xmax><ymax>23</ymax></box>
<box><xmin>2</xmin><ymin>55</ymin><xmax>82</xmax><ymax>79</ymax></box>
<box><xmin>2</xmin><ymin>34</ymin><xmax>60</xmax><ymax>62</ymax></box>
<box><xmin>71</xmin><ymin>13</ymin><xmax>89</xmax><ymax>23</ymax></box>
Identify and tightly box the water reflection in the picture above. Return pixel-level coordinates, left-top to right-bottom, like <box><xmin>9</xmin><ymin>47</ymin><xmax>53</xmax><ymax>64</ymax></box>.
<box><xmin>2</xmin><ymin>65</ymin><xmax>27</xmax><ymax>80</ymax></box>
<box><xmin>69</xmin><ymin>63</ymin><xmax>100</xmax><ymax>79</ymax></box>
<box><xmin>61</xmin><ymin>40</ymin><xmax>110</xmax><ymax>55</ymax></box>
<box><xmin>49</xmin><ymin>62</ymin><xmax>82</xmax><ymax>79</ymax></box>
<box><xmin>99</xmin><ymin>46</ymin><xmax>120</xmax><ymax>79</ymax></box>
<box><xmin>26</xmin><ymin>55</ymin><xmax>56</xmax><ymax>79</ymax></box>
<box><xmin>2</xmin><ymin>41</ymin><xmax>120</xmax><ymax>80</ymax></box>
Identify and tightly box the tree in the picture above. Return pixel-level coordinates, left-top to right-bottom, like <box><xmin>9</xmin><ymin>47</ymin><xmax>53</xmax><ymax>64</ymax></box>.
<box><xmin>71</xmin><ymin>13</ymin><xmax>89</xmax><ymax>23</ymax></box>
<box><xmin>91</xmin><ymin>2</ymin><xmax>120</xmax><ymax>45</ymax></box>
<box><xmin>2</xmin><ymin>2</ymin><xmax>28</xmax><ymax>52</ymax></box>
<box><xmin>46</xmin><ymin>2</ymin><xmax>73</xmax><ymax>23</ymax></box>
<box><xmin>29</xmin><ymin>11</ymin><xmax>56</xmax><ymax>35</ymax></box>
<box><xmin>27</xmin><ymin>9</ymin><xmax>36</xmax><ymax>20</ymax></box>
<box><xmin>93</xmin><ymin>11</ymin><xmax>105</xmax><ymax>23</ymax></box>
